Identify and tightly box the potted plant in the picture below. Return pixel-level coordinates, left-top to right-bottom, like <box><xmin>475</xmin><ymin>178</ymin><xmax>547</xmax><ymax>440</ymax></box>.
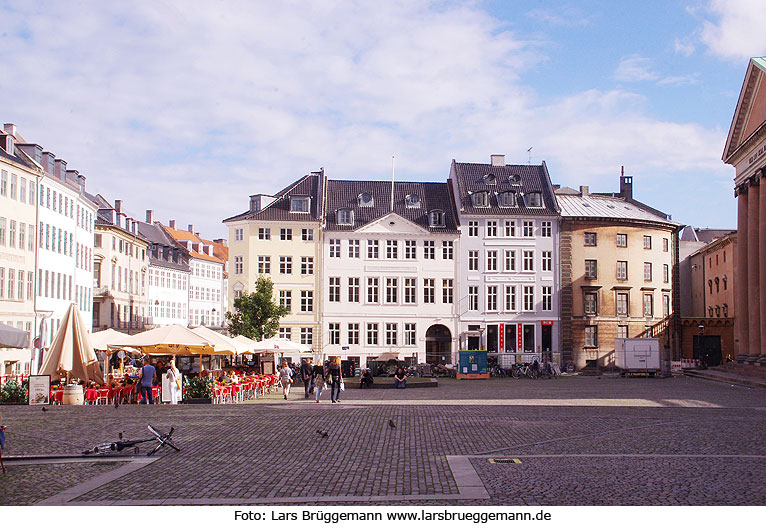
<box><xmin>0</xmin><ymin>379</ymin><xmax>28</xmax><ymax>405</ymax></box>
<box><xmin>182</xmin><ymin>376</ymin><xmax>213</xmax><ymax>404</ymax></box>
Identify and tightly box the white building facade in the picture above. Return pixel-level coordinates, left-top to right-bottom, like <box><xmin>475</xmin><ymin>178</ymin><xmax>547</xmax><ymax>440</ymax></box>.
<box><xmin>449</xmin><ymin>156</ymin><xmax>561</xmax><ymax>363</ymax></box>
<box><xmin>321</xmin><ymin>180</ymin><xmax>460</xmax><ymax>367</ymax></box>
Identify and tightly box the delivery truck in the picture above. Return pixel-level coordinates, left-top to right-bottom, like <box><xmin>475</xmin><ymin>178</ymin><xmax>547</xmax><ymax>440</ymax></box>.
<box><xmin>614</xmin><ymin>338</ymin><xmax>660</xmax><ymax>376</ymax></box>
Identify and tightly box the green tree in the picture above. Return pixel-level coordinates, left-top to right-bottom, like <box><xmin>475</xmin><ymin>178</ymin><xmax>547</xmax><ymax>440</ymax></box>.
<box><xmin>226</xmin><ymin>276</ymin><xmax>289</xmax><ymax>340</ymax></box>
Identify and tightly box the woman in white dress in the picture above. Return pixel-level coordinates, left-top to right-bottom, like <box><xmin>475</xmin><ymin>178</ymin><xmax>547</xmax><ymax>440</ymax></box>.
<box><xmin>166</xmin><ymin>361</ymin><xmax>181</xmax><ymax>404</ymax></box>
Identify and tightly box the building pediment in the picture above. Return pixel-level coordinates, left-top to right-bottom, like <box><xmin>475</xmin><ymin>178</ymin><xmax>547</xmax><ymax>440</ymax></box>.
<box><xmin>724</xmin><ymin>57</ymin><xmax>766</xmax><ymax>163</ymax></box>
<box><xmin>354</xmin><ymin>212</ymin><xmax>430</xmax><ymax>235</ymax></box>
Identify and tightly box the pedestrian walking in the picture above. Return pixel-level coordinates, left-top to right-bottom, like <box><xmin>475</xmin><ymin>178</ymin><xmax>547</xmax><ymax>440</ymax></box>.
<box><xmin>166</xmin><ymin>360</ymin><xmax>181</xmax><ymax>405</ymax></box>
<box><xmin>312</xmin><ymin>361</ymin><xmax>326</xmax><ymax>403</ymax></box>
<box><xmin>278</xmin><ymin>360</ymin><xmax>293</xmax><ymax>400</ymax></box>
<box><xmin>300</xmin><ymin>358</ymin><xmax>313</xmax><ymax>399</ymax></box>
<box><xmin>138</xmin><ymin>357</ymin><xmax>157</xmax><ymax>404</ymax></box>
<box><xmin>328</xmin><ymin>356</ymin><xmax>343</xmax><ymax>403</ymax></box>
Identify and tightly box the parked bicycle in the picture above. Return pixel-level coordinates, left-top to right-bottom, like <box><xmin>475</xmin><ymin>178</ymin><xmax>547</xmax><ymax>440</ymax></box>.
<box><xmin>511</xmin><ymin>362</ymin><xmax>537</xmax><ymax>379</ymax></box>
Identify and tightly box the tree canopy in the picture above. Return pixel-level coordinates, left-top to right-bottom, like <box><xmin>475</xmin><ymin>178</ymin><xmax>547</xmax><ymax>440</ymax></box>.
<box><xmin>225</xmin><ymin>276</ymin><xmax>289</xmax><ymax>340</ymax></box>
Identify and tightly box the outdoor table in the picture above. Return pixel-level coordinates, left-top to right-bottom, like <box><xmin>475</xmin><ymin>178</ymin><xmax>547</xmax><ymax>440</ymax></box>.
<box><xmin>50</xmin><ymin>389</ymin><xmax>63</xmax><ymax>404</ymax></box>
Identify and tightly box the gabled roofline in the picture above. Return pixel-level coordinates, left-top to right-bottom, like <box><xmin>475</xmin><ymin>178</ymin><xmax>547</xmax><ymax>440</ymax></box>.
<box><xmin>723</xmin><ymin>57</ymin><xmax>766</xmax><ymax>163</ymax></box>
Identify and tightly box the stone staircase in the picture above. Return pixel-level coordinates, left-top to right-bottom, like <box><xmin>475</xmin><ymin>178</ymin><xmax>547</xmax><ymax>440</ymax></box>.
<box><xmin>711</xmin><ymin>363</ymin><xmax>766</xmax><ymax>380</ymax></box>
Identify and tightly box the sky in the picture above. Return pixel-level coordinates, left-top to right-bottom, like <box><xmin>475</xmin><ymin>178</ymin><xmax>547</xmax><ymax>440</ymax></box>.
<box><xmin>2</xmin><ymin>0</ymin><xmax>765</xmax><ymax>240</ymax></box>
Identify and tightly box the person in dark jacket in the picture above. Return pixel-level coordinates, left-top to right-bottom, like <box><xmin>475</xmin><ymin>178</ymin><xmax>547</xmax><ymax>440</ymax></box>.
<box><xmin>393</xmin><ymin>367</ymin><xmax>407</xmax><ymax>389</ymax></box>
<box><xmin>360</xmin><ymin>369</ymin><xmax>374</xmax><ymax>389</ymax></box>
<box><xmin>328</xmin><ymin>357</ymin><xmax>343</xmax><ymax>403</ymax></box>
<box><xmin>300</xmin><ymin>358</ymin><xmax>313</xmax><ymax>399</ymax></box>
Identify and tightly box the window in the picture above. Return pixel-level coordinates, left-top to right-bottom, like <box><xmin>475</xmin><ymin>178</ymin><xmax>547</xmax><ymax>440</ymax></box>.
<box><xmin>663</xmin><ymin>238</ymin><xmax>669</xmax><ymax>252</ymax></box>
<box><xmin>525</xmin><ymin>192</ymin><xmax>542</xmax><ymax>207</ymax></box>
<box><xmin>442</xmin><ymin>279</ymin><xmax>454</xmax><ymax>303</ymax></box>
<box><xmin>279</xmin><ymin>256</ymin><xmax>292</xmax><ymax>274</ymax></box>
<box><xmin>542</xmin><ymin>286</ymin><xmax>552</xmax><ymax>311</ymax></box>
<box><xmin>423</xmin><ymin>240</ymin><xmax>435</xmax><ymax>259</ymax></box>
<box><xmin>0</xmin><ymin>171</ymin><xmax>5</xmax><ymax>196</ymax></box>
<box><xmin>541</xmin><ymin>221</ymin><xmax>552</xmax><ymax>237</ymax></box>
<box><xmin>301</xmin><ymin>256</ymin><xmax>314</xmax><ymax>275</ymax></box>
<box><xmin>708</xmin><ymin>280</ymin><xmax>713</xmax><ymax>294</ymax></box>
<box><xmin>428</xmin><ymin>210</ymin><xmax>445</xmax><ymax>227</ymax></box>
<box><xmin>280</xmin><ymin>228</ymin><xmax>292</xmax><ymax>241</ymax></box>
<box><xmin>348</xmin><ymin>278</ymin><xmax>360</xmax><ymax>302</ymax></box>
<box><xmin>279</xmin><ymin>290</ymin><xmax>292</xmax><ymax>311</ymax></box>
<box><xmin>504</xmin><ymin>250</ymin><xmax>516</xmax><ymax>272</ymax></box>
<box><xmin>0</xmin><ymin>267</ymin><xmax>4</xmax><ymax>297</ymax></box>
<box><xmin>468</xmin><ymin>250</ymin><xmax>479</xmax><ymax>271</ymax></box>
<box><xmin>643</xmin><ymin>235</ymin><xmax>652</xmax><ymax>249</ymax></box>
<box><xmin>663</xmin><ymin>264</ymin><xmax>669</xmax><ymax>283</ymax></box>
<box><xmin>367</xmin><ymin>277</ymin><xmax>379</xmax><ymax>303</ymax></box>
<box><xmin>328</xmin><ymin>323</ymin><xmax>340</xmax><ymax>345</ymax></box>
<box><xmin>8</xmin><ymin>220</ymin><xmax>15</xmax><ymax>248</ymax></box>
<box><xmin>367</xmin><ymin>323</ymin><xmax>379</xmax><ymax>345</ymax></box>
<box><xmin>385</xmin><ymin>323</ymin><xmax>398</xmax><ymax>345</ymax></box>
<box><xmin>301</xmin><ymin>228</ymin><xmax>314</xmax><ymax>241</ymax></box>
<box><xmin>348</xmin><ymin>239</ymin><xmax>360</xmax><ymax>258</ymax></box>
<box><xmin>290</xmin><ymin>196</ymin><xmax>310</xmax><ymax>213</ymax></box>
<box><xmin>585</xmin><ymin>326</ymin><xmax>598</xmax><ymax>347</ymax></box>
<box><xmin>0</xmin><ymin>218</ymin><xmax>5</xmax><ymax>246</ymax></box>
<box><xmin>358</xmin><ymin>192</ymin><xmax>373</xmax><ymax>207</ymax></box>
<box><xmin>404</xmin><ymin>278</ymin><xmax>416</xmax><ymax>304</ymax></box>
<box><xmin>522</xmin><ymin>250</ymin><xmax>534</xmax><ymax>271</ymax></box>
<box><xmin>234</xmin><ymin>256</ymin><xmax>243</xmax><ymax>274</ymax></box>
<box><xmin>258</xmin><ymin>228</ymin><xmax>270</xmax><ymax>240</ymax></box>
<box><xmin>723</xmin><ymin>276</ymin><xmax>728</xmax><ymax>290</ymax></box>
<box><xmin>277</xmin><ymin>326</ymin><xmax>291</xmax><ymax>339</ymax></box>
<box><xmin>348</xmin><ymin>323</ymin><xmax>360</xmax><ymax>344</ymax></box>
<box><xmin>472</xmin><ymin>191</ymin><xmax>489</xmax><ymax>207</ymax></box>
<box><xmin>486</xmin><ymin>250</ymin><xmax>498</xmax><ymax>271</ymax></box>
<box><xmin>616</xmin><ymin>233</ymin><xmax>627</xmax><ymax>247</ymax></box>
<box><xmin>523</xmin><ymin>285</ymin><xmax>534</xmax><ymax>311</ymax></box>
<box><xmin>584</xmin><ymin>232</ymin><xmax>597</xmax><ymax>246</ymax></box>
<box><xmin>498</xmin><ymin>191</ymin><xmax>516</xmax><ymax>207</ymax></box>
<box><xmin>405</xmin><ymin>194</ymin><xmax>420</xmax><ymax>208</ymax></box>
<box><xmin>617</xmin><ymin>325</ymin><xmax>628</xmax><ymax>339</ymax></box>
<box><xmin>523</xmin><ymin>220</ymin><xmax>534</xmax><ymax>237</ymax></box>
<box><xmin>643</xmin><ymin>262</ymin><xmax>652</xmax><ymax>281</ymax></box>
<box><xmin>542</xmin><ymin>251</ymin><xmax>552</xmax><ymax>272</ymax></box>
<box><xmin>385</xmin><ymin>278</ymin><xmax>398</xmax><ymax>303</ymax></box>
<box><xmin>442</xmin><ymin>241</ymin><xmax>454</xmax><ymax>260</ymax></box>
<box><xmin>329</xmin><ymin>277</ymin><xmax>340</xmax><ymax>302</ymax></box>
<box><xmin>300</xmin><ymin>290</ymin><xmax>314</xmax><ymax>312</ymax></box>
<box><xmin>487</xmin><ymin>285</ymin><xmax>498</xmax><ymax>311</ymax></box>
<box><xmin>337</xmin><ymin>208</ymin><xmax>354</xmax><ymax>225</ymax></box>
<box><xmin>468</xmin><ymin>221</ymin><xmax>479</xmax><ymax>237</ymax></box>
<box><xmin>643</xmin><ymin>293</ymin><xmax>653</xmax><ymax>317</ymax></box>
<box><xmin>386</xmin><ymin>240</ymin><xmax>398</xmax><ymax>259</ymax></box>
<box><xmin>505</xmin><ymin>285</ymin><xmax>516</xmax><ymax>311</ymax></box>
<box><xmin>616</xmin><ymin>261</ymin><xmax>628</xmax><ymax>280</ymax></box>
<box><xmin>423</xmin><ymin>278</ymin><xmax>435</xmax><ymax>303</ymax></box>
<box><xmin>584</xmin><ymin>292</ymin><xmax>598</xmax><ymax>314</ymax></box>
<box><xmin>404</xmin><ymin>323</ymin><xmax>416</xmax><ymax>346</ymax></box>
<box><xmin>616</xmin><ymin>292</ymin><xmax>629</xmax><ymax>316</ymax></box>
<box><xmin>367</xmin><ymin>240</ymin><xmax>379</xmax><ymax>259</ymax></box>
<box><xmin>486</xmin><ymin>220</ymin><xmax>498</xmax><ymax>237</ymax></box>
<box><xmin>329</xmin><ymin>239</ymin><xmax>340</xmax><ymax>257</ymax></box>
<box><xmin>663</xmin><ymin>294</ymin><xmax>670</xmax><ymax>318</ymax></box>
<box><xmin>468</xmin><ymin>286</ymin><xmax>478</xmax><ymax>311</ymax></box>
<box><xmin>233</xmin><ymin>228</ymin><xmax>244</xmax><ymax>241</ymax></box>
<box><xmin>584</xmin><ymin>260</ymin><xmax>597</xmax><ymax>280</ymax></box>
<box><xmin>404</xmin><ymin>240</ymin><xmax>416</xmax><ymax>259</ymax></box>
<box><xmin>257</xmin><ymin>256</ymin><xmax>270</xmax><ymax>274</ymax></box>
<box><xmin>300</xmin><ymin>327</ymin><xmax>313</xmax><ymax>345</ymax></box>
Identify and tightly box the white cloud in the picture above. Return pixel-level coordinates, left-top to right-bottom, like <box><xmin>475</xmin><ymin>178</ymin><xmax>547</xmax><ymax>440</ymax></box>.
<box><xmin>0</xmin><ymin>1</ymin><xmax>733</xmax><ymax>236</ymax></box>
<box><xmin>525</xmin><ymin>7</ymin><xmax>590</xmax><ymax>27</ymax></box>
<box><xmin>700</xmin><ymin>0</ymin><xmax>766</xmax><ymax>60</ymax></box>
<box><xmin>674</xmin><ymin>37</ymin><xmax>696</xmax><ymax>56</ymax></box>
<box><xmin>614</xmin><ymin>55</ymin><xmax>660</xmax><ymax>82</ymax></box>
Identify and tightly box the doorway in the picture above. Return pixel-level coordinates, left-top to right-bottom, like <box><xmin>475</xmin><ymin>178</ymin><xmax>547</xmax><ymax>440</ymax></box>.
<box><xmin>693</xmin><ymin>335</ymin><xmax>722</xmax><ymax>367</ymax></box>
<box><xmin>426</xmin><ymin>324</ymin><xmax>452</xmax><ymax>365</ymax></box>
<box><xmin>523</xmin><ymin>324</ymin><xmax>535</xmax><ymax>353</ymax></box>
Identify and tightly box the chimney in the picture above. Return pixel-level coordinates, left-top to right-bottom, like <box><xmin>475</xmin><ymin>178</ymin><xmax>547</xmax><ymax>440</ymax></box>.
<box><xmin>3</xmin><ymin>123</ymin><xmax>17</xmax><ymax>137</ymax></box>
<box><xmin>187</xmin><ymin>224</ymin><xmax>194</xmax><ymax>233</ymax></box>
<box><xmin>114</xmin><ymin>200</ymin><xmax>123</xmax><ymax>213</ymax></box>
<box><xmin>169</xmin><ymin>220</ymin><xmax>176</xmax><ymax>229</ymax></box>
<box><xmin>579</xmin><ymin>185</ymin><xmax>589</xmax><ymax>196</ymax></box>
<box><xmin>146</xmin><ymin>210</ymin><xmax>154</xmax><ymax>223</ymax></box>
<box><xmin>195</xmin><ymin>232</ymin><xmax>200</xmax><ymax>238</ymax></box>
<box><xmin>620</xmin><ymin>166</ymin><xmax>633</xmax><ymax>200</ymax></box>
<box><xmin>214</xmin><ymin>238</ymin><xmax>228</xmax><ymax>247</ymax></box>
<box><xmin>54</xmin><ymin>159</ymin><xmax>67</xmax><ymax>179</ymax></box>
<box><xmin>490</xmin><ymin>154</ymin><xmax>505</xmax><ymax>167</ymax></box>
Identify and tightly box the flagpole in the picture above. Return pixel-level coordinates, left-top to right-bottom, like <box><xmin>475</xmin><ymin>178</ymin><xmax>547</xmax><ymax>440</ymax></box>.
<box><xmin>390</xmin><ymin>155</ymin><xmax>395</xmax><ymax>212</ymax></box>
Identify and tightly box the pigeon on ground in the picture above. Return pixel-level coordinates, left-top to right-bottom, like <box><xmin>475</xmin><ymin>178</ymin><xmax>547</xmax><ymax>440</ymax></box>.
<box><xmin>118</xmin><ymin>432</ymin><xmax>124</xmax><ymax>440</ymax></box>
<box><xmin>388</xmin><ymin>420</ymin><xmax>396</xmax><ymax>429</ymax></box>
<box><xmin>41</xmin><ymin>406</ymin><xmax>47</xmax><ymax>412</ymax></box>
<box><xmin>114</xmin><ymin>399</ymin><xmax>119</xmax><ymax>408</ymax></box>
<box><xmin>316</xmin><ymin>429</ymin><xmax>329</xmax><ymax>437</ymax></box>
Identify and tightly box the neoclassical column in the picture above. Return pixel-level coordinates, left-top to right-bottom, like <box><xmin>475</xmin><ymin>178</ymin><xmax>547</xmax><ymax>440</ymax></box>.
<box><xmin>747</xmin><ymin>180</ymin><xmax>761</xmax><ymax>362</ymax></box>
<box><xmin>760</xmin><ymin>173</ymin><xmax>766</xmax><ymax>362</ymax></box>
<box><xmin>735</xmin><ymin>187</ymin><xmax>749</xmax><ymax>361</ymax></box>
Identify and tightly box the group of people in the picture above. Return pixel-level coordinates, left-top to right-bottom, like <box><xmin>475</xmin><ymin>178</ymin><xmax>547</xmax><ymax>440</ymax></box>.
<box><xmin>278</xmin><ymin>357</ymin><xmax>345</xmax><ymax>403</ymax></box>
<box><xmin>134</xmin><ymin>357</ymin><xmax>182</xmax><ymax>405</ymax></box>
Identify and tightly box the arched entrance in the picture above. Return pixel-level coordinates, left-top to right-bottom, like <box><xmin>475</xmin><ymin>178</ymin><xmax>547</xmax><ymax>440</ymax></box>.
<box><xmin>425</xmin><ymin>324</ymin><xmax>452</xmax><ymax>365</ymax></box>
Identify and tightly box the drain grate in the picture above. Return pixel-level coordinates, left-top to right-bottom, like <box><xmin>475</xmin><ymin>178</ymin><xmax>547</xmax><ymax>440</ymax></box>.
<box><xmin>488</xmin><ymin>458</ymin><xmax>521</xmax><ymax>464</ymax></box>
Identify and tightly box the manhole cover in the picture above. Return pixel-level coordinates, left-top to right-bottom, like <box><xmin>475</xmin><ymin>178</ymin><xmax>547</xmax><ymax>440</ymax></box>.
<box><xmin>488</xmin><ymin>458</ymin><xmax>521</xmax><ymax>464</ymax></box>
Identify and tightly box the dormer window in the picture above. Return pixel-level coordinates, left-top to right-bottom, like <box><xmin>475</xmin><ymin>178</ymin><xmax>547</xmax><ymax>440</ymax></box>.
<box><xmin>510</xmin><ymin>174</ymin><xmax>522</xmax><ymax>186</ymax></box>
<box><xmin>337</xmin><ymin>208</ymin><xmax>354</xmax><ymax>226</ymax></box>
<box><xmin>358</xmin><ymin>192</ymin><xmax>374</xmax><ymax>207</ymax></box>
<box><xmin>525</xmin><ymin>192</ymin><xmax>543</xmax><ymax>207</ymax></box>
<box><xmin>405</xmin><ymin>194</ymin><xmax>421</xmax><ymax>208</ymax></box>
<box><xmin>428</xmin><ymin>209</ymin><xmax>445</xmax><ymax>227</ymax></box>
<box><xmin>472</xmin><ymin>191</ymin><xmax>489</xmax><ymax>208</ymax></box>
<box><xmin>483</xmin><ymin>173</ymin><xmax>497</xmax><ymax>185</ymax></box>
<box><xmin>497</xmin><ymin>191</ymin><xmax>516</xmax><ymax>207</ymax></box>
<box><xmin>290</xmin><ymin>196</ymin><xmax>310</xmax><ymax>213</ymax></box>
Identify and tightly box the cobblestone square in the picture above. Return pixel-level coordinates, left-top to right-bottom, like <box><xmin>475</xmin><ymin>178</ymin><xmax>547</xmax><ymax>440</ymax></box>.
<box><xmin>0</xmin><ymin>375</ymin><xmax>764</xmax><ymax>506</ymax></box>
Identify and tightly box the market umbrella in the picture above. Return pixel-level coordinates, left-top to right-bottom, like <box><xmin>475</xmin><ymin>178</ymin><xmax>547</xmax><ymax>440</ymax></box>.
<box><xmin>251</xmin><ymin>337</ymin><xmax>312</xmax><ymax>353</ymax></box>
<box><xmin>232</xmin><ymin>334</ymin><xmax>259</xmax><ymax>353</ymax></box>
<box><xmin>89</xmin><ymin>328</ymin><xmax>131</xmax><ymax>350</ymax></box>
<box><xmin>0</xmin><ymin>322</ymin><xmax>29</xmax><ymax>348</ymax></box>
<box><xmin>109</xmin><ymin>324</ymin><xmax>214</xmax><ymax>355</ymax></box>
<box><xmin>39</xmin><ymin>304</ymin><xmax>104</xmax><ymax>384</ymax></box>
<box><xmin>374</xmin><ymin>352</ymin><xmax>401</xmax><ymax>362</ymax></box>
<box><xmin>190</xmin><ymin>326</ymin><xmax>246</xmax><ymax>355</ymax></box>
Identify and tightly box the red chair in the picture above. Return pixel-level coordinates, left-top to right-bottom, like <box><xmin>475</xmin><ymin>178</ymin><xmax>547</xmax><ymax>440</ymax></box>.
<box><xmin>85</xmin><ymin>389</ymin><xmax>98</xmax><ymax>405</ymax></box>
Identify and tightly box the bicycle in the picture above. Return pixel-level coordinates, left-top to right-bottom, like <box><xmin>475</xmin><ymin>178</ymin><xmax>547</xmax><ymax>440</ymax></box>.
<box><xmin>511</xmin><ymin>363</ymin><xmax>537</xmax><ymax>379</ymax></box>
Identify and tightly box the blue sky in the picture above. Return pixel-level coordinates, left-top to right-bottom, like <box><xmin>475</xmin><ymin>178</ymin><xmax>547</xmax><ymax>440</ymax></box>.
<box><xmin>2</xmin><ymin>0</ymin><xmax>765</xmax><ymax>239</ymax></box>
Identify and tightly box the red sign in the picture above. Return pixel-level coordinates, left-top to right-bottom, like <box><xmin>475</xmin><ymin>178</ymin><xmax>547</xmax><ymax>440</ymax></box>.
<box><xmin>498</xmin><ymin>324</ymin><xmax>504</xmax><ymax>350</ymax></box>
<box><xmin>517</xmin><ymin>324</ymin><xmax>523</xmax><ymax>349</ymax></box>
<box><xmin>541</xmin><ymin>320</ymin><xmax>554</xmax><ymax>326</ymax></box>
